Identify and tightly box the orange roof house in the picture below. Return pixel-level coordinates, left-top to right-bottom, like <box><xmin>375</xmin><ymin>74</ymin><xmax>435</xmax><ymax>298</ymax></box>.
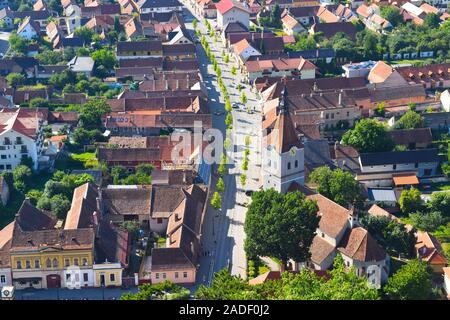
<box><xmin>416</xmin><ymin>231</ymin><xmax>448</xmax><ymax>273</ymax></box>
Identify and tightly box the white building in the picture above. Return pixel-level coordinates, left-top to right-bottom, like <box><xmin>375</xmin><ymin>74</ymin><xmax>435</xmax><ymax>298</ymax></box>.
<box><xmin>0</xmin><ymin>222</ymin><xmax>13</xmax><ymax>289</ymax></box>
<box><xmin>216</xmin><ymin>0</ymin><xmax>251</xmax><ymax>30</ymax></box>
<box><xmin>296</xmin><ymin>193</ymin><xmax>389</xmax><ymax>288</ymax></box>
<box><xmin>261</xmin><ymin>86</ymin><xmax>305</xmax><ymax>193</ymax></box>
<box><xmin>17</xmin><ymin>17</ymin><xmax>39</xmax><ymax>40</ymax></box>
<box><xmin>440</xmin><ymin>89</ymin><xmax>450</xmax><ymax>112</ymax></box>
<box><xmin>136</xmin><ymin>0</ymin><xmax>183</xmax><ymax>13</ymax></box>
<box><xmin>0</xmin><ymin>108</ymin><xmax>45</xmax><ymax>171</ymax></box>
<box><xmin>444</xmin><ymin>267</ymin><xmax>450</xmax><ymax>299</ymax></box>
<box><xmin>342</xmin><ymin>60</ymin><xmax>376</xmax><ymax>78</ymax></box>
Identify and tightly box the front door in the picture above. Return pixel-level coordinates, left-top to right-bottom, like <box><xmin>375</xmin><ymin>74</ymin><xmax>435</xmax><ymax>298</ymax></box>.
<box><xmin>46</xmin><ymin>274</ymin><xmax>61</xmax><ymax>288</ymax></box>
<box><xmin>100</xmin><ymin>274</ymin><xmax>105</xmax><ymax>286</ymax></box>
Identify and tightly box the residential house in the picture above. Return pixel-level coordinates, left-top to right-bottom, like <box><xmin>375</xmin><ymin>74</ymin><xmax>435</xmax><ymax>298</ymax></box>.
<box><xmin>281</xmin><ymin>13</ymin><xmax>306</xmax><ymax>35</ymax></box>
<box><xmin>356</xmin><ymin>148</ymin><xmax>440</xmax><ymax>187</ymax></box>
<box><xmin>342</xmin><ymin>61</ymin><xmax>377</xmax><ymax>78</ymax></box>
<box><xmin>134</xmin><ymin>0</ymin><xmax>183</xmax><ymax>13</ymax></box>
<box><xmin>282</xmin><ymin>6</ymin><xmax>320</xmax><ymax>26</ymax></box>
<box><xmin>148</xmin><ymin>185</ymin><xmax>207</xmax><ymax>285</ymax></box>
<box><xmin>162</xmin><ymin>43</ymin><xmax>196</xmax><ymax>60</ymax></box>
<box><xmin>357</xmin><ymin>3</ymin><xmax>393</xmax><ymax>33</ymax></box>
<box><xmin>388</xmin><ymin>128</ymin><xmax>432</xmax><ymax>150</ymax></box>
<box><xmin>33</xmin><ymin>0</ymin><xmax>47</xmax><ymax>11</ymax></box>
<box><xmin>367</xmin><ymin>61</ymin><xmax>409</xmax><ymax>88</ymax></box>
<box><xmin>395</xmin><ymin>63</ymin><xmax>450</xmax><ymax>90</ymax></box>
<box><xmin>316</xmin><ymin>5</ymin><xmax>340</xmax><ymax>23</ymax></box>
<box><xmin>334</xmin><ymin>4</ymin><xmax>358</xmax><ymax>22</ymax></box>
<box><xmin>12</xmin><ymin>10</ymin><xmax>51</xmax><ymax>28</ymax></box>
<box><xmin>416</xmin><ymin>231</ymin><xmax>448</xmax><ymax>273</ymax></box>
<box><xmin>243</xmin><ymin>57</ymin><xmax>316</xmax><ymax>83</ymax></box>
<box><xmin>17</xmin><ymin>17</ymin><xmax>40</xmax><ymax>40</ymax></box>
<box><xmin>444</xmin><ymin>267</ymin><xmax>450</xmax><ymax>299</ymax></box>
<box><xmin>0</xmin><ymin>221</ymin><xmax>13</xmax><ymax>288</ymax></box>
<box><xmin>119</xmin><ymin>0</ymin><xmax>138</xmax><ymax>14</ymax></box>
<box><xmin>215</xmin><ymin>0</ymin><xmax>251</xmax><ymax>30</ymax></box>
<box><xmin>0</xmin><ymin>108</ymin><xmax>46</xmax><ymax>171</ymax></box>
<box><xmin>0</xmin><ymin>8</ymin><xmax>14</xmax><ymax>29</ymax></box>
<box><xmin>167</xmin><ymin>26</ymin><xmax>193</xmax><ymax>45</ymax></box>
<box><xmin>116</xmin><ymin>40</ymin><xmax>163</xmax><ymax>59</ymax></box>
<box><xmin>401</xmin><ymin>2</ymin><xmax>426</xmax><ymax>25</ymax></box>
<box><xmin>331</xmin><ymin>142</ymin><xmax>360</xmax><ymax>173</ymax></box>
<box><xmin>0</xmin><ymin>175</ymin><xmax>9</xmax><ymax>205</ymax></box>
<box><xmin>193</xmin><ymin>0</ymin><xmax>217</xmax><ymax>19</ymax></box>
<box><xmin>67</xmin><ymin>56</ymin><xmax>95</xmax><ymax>76</ymax></box>
<box><xmin>85</xmin><ymin>14</ymin><xmax>115</xmax><ymax>34</ymax></box>
<box><xmin>309</xmin><ymin>22</ymin><xmax>357</xmax><ymax>40</ymax></box>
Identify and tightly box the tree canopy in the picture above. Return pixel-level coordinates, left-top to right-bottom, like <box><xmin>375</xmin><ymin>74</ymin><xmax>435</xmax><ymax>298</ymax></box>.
<box><xmin>196</xmin><ymin>256</ymin><xmax>380</xmax><ymax>300</ymax></box>
<box><xmin>309</xmin><ymin>166</ymin><xmax>362</xmax><ymax>207</ymax></box>
<box><xmin>342</xmin><ymin>119</ymin><xmax>394</xmax><ymax>153</ymax></box>
<box><xmin>383</xmin><ymin>260</ymin><xmax>432</xmax><ymax>300</ymax></box>
<box><xmin>399</xmin><ymin>188</ymin><xmax>423</xmax><ymax>214</ymax></box>
<box><xmin>394</xmin><ymin>110</ymin><xmax>424</xmax><ymax>130</ymax></box>
<box><xmin>244</xmin><ymin>190</ymin><xmax>319</xmax><ymax>266</ymax></box>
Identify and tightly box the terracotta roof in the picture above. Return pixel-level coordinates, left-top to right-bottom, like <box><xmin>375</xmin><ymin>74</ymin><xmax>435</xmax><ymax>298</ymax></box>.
<box><xmin>0</xmin><ymin>222</ymin><xmax>14</xmax><ymax>250</ymax></box>
<box><xmin>103</xmin><ymin>187</ymin><xmax>152</xmax><ymax>216</ymax></box>
<box><xmin>338</xmin><ymin>227</ymin><xmax>386</xmax><ymax>262</ymax></box>
<box><xmin>307</xmin><ymin>194</ymin><xmax>350</xmax><ymax>238</ymax></box>
<box><xmin>397</xmin><ymin>63</ymin><xmax>450</xmax><ymax>85</ymax></box>
<box><xmin>419</xmin><ymin>3</ymin><xmax>438</xmax><ymax>14</ymax></box>
<box><xmin>310</xmin><ymin>235</ymin><xmax>336</xmax><ymax>265</ymax></box>
<box><xmin>311</xmin><ymin>22</ymin><xmax>357</xmax><ymax>39</ymax></box>
<box><xmin>368</xmin><ymin>204</ymin><xmax>399</xmax><ymax>221</ymax></box>
<box><xmin>368</xmin><ymin>61</ymin><xmax>394</xmax><ymax>84</ymax></box>
<box><xmin>316</xmin><ymin>5</ymin><xmax>339</xmax><ymax>23</ymax></box>
<box><xmin>64</xmin><ymin>183</ymin><xmax>99</xmax><ymax>230</ymax></box>
<box><xmin>389</xmin><ymin>128</ymin><xmax>432</xmax><ymax>146</ymax></box>
<box><xmin>117</xmin><ymin>40</ymin><xmax>163</xmax><ymax>54</ymax></box>
<box><xmin>416</xmin><ymin>231</ymin><xmax>448</xmax><ymax>265</ymax></box>
<box><xmin>444</xmin><ymin>267</ymin><xmax>450</xmax><ymax>279</ymax></box>
<box><xmin>393</xmin><ymin>174</ymin><xmax>419</xmax><ymax>186</ymax></box>
<box><xmin>267</xmin><ymin>102</ymin><xmax>303</xmax><ymax>153</ymax></box>
<box><xmin>95</xmin><ymin>220</ymin><xmax>130</xmax><ymax>266</ymax></box>
<box><xmin>15</xmin><ymin>200</ymin><xmax>57</xmax><ymax>232</ymax></box>
<box><xmin>216</xmin><ymin>0</ymin><xmax>251</xmax><ymax>15</ymax></box>
<box><xmin>282</xmin><ymin>14</ymin><xmax>301</xmax><ymax>30</ymax></box>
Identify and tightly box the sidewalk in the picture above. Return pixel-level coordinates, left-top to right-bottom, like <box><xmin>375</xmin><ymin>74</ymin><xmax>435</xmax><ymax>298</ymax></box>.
<box><xmin>14</xmin><ymin>287</ymin><xmax>139</xmax><ymax>300</ymax></box>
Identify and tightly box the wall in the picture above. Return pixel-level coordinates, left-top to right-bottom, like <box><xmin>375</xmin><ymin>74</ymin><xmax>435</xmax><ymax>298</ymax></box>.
<box><xmin>150</xmin><ymin>268</ymin><xmax>196</xmax><ymax>284</ymax></box>
<box><xmin>0</xmin><ymin>130</ymin><xmax>40</xmax><ymax>171</ymax></box>
<box><xmin>93</xmin><ymin>263</ymin><xmax>123</xmax><ymax>287</ymax></box>
<box><xmin>218</xmin><ymin>9</ymin><xmax>249</xmax><ymax>29</ymax></box>
<box><xmin>0</xmin><ymin>268</ymin><xmax>12</xmax><ymax>287</ymax></box>
<box><xmin>361</xmin><ymin>162</ymin><xmax>438</xmax><ymax>177</ymax></box>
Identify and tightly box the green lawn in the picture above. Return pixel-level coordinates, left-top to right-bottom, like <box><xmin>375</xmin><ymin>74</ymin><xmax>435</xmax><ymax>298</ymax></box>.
<box><xmin>55</xmin><ymin>152</ymin><xmax>98</xmax><ymax>171</ymax></box>
<box><xmin>389</xmin><ymin>58</ymin><xmax>434</xmax><ymax>66</ymax></box>
<box><xmin>418</xmin><ymin>182</ymin><xmax>450</xmax><ymax>192</ymax></box>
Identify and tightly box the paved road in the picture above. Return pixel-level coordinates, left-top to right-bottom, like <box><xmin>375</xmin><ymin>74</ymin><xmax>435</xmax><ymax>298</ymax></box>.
<box><xmin>181</xmin><ymin>4</ymin><xmax>263</xmax><ymax>286</ymax></box>
<box><xmin>14</xmin><ymin>287</ymin><xmax>139</xmax><ymax>300</ymax></box>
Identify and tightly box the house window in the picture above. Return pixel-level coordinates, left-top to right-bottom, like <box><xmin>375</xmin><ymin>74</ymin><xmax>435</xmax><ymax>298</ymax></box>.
<box><xmin>155</xmin><ymin>273</ymin><xmax>159</xmax><ymax>279</ymax></box>
<box><xmin>74</xmin><ymin>258</ymin><xmax>79</xmax><ymax>266</ymax></box>
<box><xmin>157</xmin><ymin>218</ymin><xmax>163</xmax><ymax>224</ymax></box>
<box><xmin>295</xmin><ymin>160</ymin><xmax>298</xmax><ymax>168</ymax></box>
<box><xmin>393</xmin><ymin>164</ymin><xmax>397</xmax><ymax>170</ymax></box>
<box><xmin>34</xmin><ymin>259</ymin><xmax>40</xmax><ymax>268</ymax></box>
<box><xmin>53</xmin><ymin>258</ymin><xmax>58</xmax><ymax>268</ymax></box>
<box><xmin>110</xmin><ymin>274</ymin><xmax>115</xmax><ymax>282</ymax></box>
<box><xmin>287</xmin><ymin>162</ymin><xmax>291</xmax><ymax>170</ymax></box>
<box><xmin>26</xmin><ymin>260</ymin><xmax>31</xmax><ymax>269</ymax></box>
<box><xmin>414</xmin><ymin>163</ymin><xmax>418</xmax><ymax>168</ymax></box>
<box><xmin>162</xmin><ymin>273</ymin><xmax>166</xmax><ymax>279</ymax></box>
<box><xmin>65</xmin><ymin>258</ymin><xmax>70</xmax><ymax>267</ymax></box>
<box><xmin>0</xmin><ymin>275</ymin><xmax>5</xmax><ymax>283</ymax></box>
<box><xmin>0</xmin><ymin>155</ymin><xmax>6</xmax><ymax>159</ymax></box>
<box><xmin>6</xmin><ymin>165</ymin><xmax>11</xmax><ymax>170</ymax></box>
<box><xmin>183</xmin><ymin>272</ymin><xmax>188</xmax><ymax>278</ymax></box>
<box><xmin>175</xmin><ymin>272</ymin><xmax>179</xmax><ymax>278</ymax></box>
<box><xmin>83</xmin><ymin>273</ymin><xmax>89</xmax><ymax>282</ymax></box>
<box><xmin>82</xmin><ymin>258</ymin><xmax>88</xmax><ymax>266</ymax></box>
<box><xmin>66</xmin><ymin>274</ymin><xmax>71</xmax><ymax>281</ymax></box>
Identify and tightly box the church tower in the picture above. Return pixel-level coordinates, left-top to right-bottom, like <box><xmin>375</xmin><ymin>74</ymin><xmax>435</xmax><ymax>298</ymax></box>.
<box><xmin>261</xmin><ymin>85</ymin><xmax>305</xmax><ymax>193</ymax></box>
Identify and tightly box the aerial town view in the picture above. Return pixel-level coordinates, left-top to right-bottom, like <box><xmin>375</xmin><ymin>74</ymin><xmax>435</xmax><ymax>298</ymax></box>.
<box><xmin>0</xmin><ymin>0</ymin><xmax>449</xmax><ymax>309</ymax></box>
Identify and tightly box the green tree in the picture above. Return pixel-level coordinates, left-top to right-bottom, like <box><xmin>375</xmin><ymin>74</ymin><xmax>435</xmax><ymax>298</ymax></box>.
<box><xmin>6</xmin><ymin>73</ymin><xmax>26</xmax><ymax>87</ymax></box>
<box><xmin>399</xmin><ymin>188</ymin><xmax>423</xmax><ymax>214</ymax></box>
<box><xmin>361</xmin><ymin>215</ymin><xmax>416</xmax><ymax>257</ymax></box>
<box><xmin>192</xmin><ymin>19</ymin><xmax>197</xmax><ymax>29</ymax></box>
<box><xmin>121</xmin><ymin>281</ymin><xmax>189</xmax><ymax>300</ymax></box>
<box><xmin>74</xmin><ymin>26</ymin><xmax>95</xmax><ymax>45</ymax></box>
<box><xmin>225</xmin><ymin>112</ymin><xmax>233</xmax><ymax>128</ymax></box>
<box><xmin>218</xmin><ymin>162</ymin><xmax>226</xmax><ymax>177</ymax></box>
<box><xmin>383</xmin><ymin>260</ymin><xmax>432</xmax><ymax>300</ymax></box>
<box><xmin>78</xmin><ymin>98</ymin><xmax>111</xmax><ymax>129</ymax></box>
<box><xmin>409</xmin><ymin>211</ymin><xmax>444</xmax><ymax>232</ymax></box>
<box><xmin>244</xmin><ymin>190</ymin><xmax>319</xmax><ymax>268</ymax></box>
<box><xmin>91</xmin><ymin>49</ymin><xmax>117</xmax><ymax>78</ymax></box>
<box><xmin>224</xmin><ymin>99</ymin><xmax>232</xmax><ymax>112</ymax></box>
<box><xmin>12</xmin><ymin>165</ymin><xmax>32</xmax><ymax>192</ymax></box>
<box><xmin>231</xmin><ymin>65</ymin><xmax>237</xmax><ymax>75</ymax></box>
<box><xmin>427</xmin><ymin>192</ymin><xmax>450</xmax><ymax>218</ymax></box>
<box><xmin>119</xmin><ymin>220</ymin><xmax>140</xmax><ymax>234</ymax></box>
<box><xmin>211</xmin><ymin>191</ymin><xmax>222</xmax><ymax>209</ymax></box>
<box><xmin>29</xmin><ymin>97</ymin><xmax>49</xmax><ymax>108</ymax></box>
<box><xmin>380</xmin><ymin>6</ymin><xmax>403</xmax><ymax>27</ymax></box>
<box><xmin>309</xmin><ymin>166</ymin><xmax>362</xmax><ymax>207</ymax></box>
<box><xmin>423</xmin><ymin>13</ymin><xmax>440</xmax><ymax>29</ymax></box>
<box><xmin>8</xmin><ymin>32</ymin><xmax>29</xmax><ymax>55</ymax></box>
<box><xmin>25</xmin><ymin>189</ymin><xmax>43</xmax><ymax>206</ymax></box>
<box><xmin>342</xmin><ymin>118</ymin><xmax>394</xmax><ymax>153</ymax></box>
<box><xmin>216</xmin><ymin>177</ymin><xmax>225</xmax><ymax>193</ymax></box>
<box><xmin>240</xmin><ymin>92</ymin><xmax>247</xmax><ymax>104</ymax></box>
<box><xmin>394</xmin><ymin>110</ymin><xmax>423</xmax><ymax>129</ymax></box>
<box><xmin>50</xmin><ymin>194</ymin><xmax>71</xmax><ymax>219</ymax></box>
<box><xmin>374</xmin><ymin>102</ymin><xmax>385</xmax><ymax>117</ymax></box>
<box><xmin>240</xmin><ymin>174</ymin><xmax>247</xmax><ymax>187</ymax></box>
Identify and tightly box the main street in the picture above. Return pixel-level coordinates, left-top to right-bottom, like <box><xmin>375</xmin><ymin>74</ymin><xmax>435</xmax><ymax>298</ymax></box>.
<box><xmin>181</xmin><ymin>4</ymin><xmax>263</xmax><ymax>287</ymax></box>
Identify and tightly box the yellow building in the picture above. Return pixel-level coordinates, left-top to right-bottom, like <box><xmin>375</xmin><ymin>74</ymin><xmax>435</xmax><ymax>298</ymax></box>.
<box><xmin>93</xmin><ymin>262</ymin><xmax>123</xmax><ymax>287</ymax></box>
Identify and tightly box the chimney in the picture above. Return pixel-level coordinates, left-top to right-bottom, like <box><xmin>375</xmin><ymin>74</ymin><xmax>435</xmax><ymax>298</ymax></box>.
<box><xmin>93</xmin><ymin>211</ymin><xmax>99</xmax><ymax>227</ymax></box>
<box><xmin>338</xmin><ymin>92</ymin><xmax>342</xmax><ymax>106</ymax></box>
